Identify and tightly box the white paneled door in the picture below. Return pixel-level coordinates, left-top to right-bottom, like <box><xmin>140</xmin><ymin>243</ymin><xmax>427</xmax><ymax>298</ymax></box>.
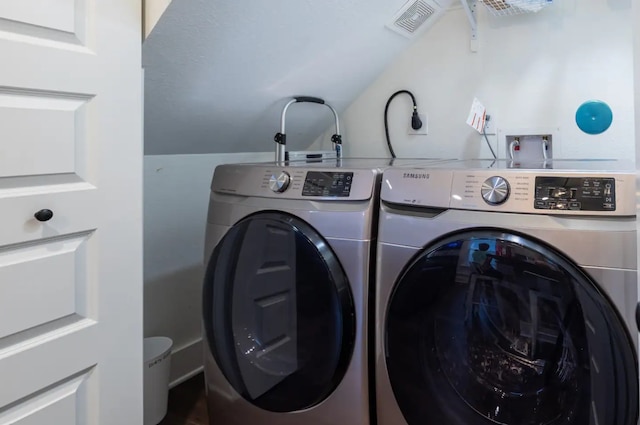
<box><xmin>0</xmin><ymin>1</ymin><xmax>143</xmax><ymax>424</ymax></box>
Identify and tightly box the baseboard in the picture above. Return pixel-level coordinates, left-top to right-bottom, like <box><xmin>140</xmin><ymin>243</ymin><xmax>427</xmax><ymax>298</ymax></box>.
<box><xmin>169</xmin><ymin>337</ymin><xmax>204</xmax><ymax>388</ymax></box>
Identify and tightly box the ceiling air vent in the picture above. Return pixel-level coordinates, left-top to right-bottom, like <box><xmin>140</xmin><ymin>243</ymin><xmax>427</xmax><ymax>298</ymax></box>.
<box><xmin>386</xmin><ymin>0</ymin><xmax>446</xmax><ymax>39</ymax></box>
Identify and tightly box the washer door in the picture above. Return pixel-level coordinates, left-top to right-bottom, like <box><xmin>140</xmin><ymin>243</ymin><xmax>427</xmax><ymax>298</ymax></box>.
<box><xmin>386</xmin><ymin>230</ymin><xmax>638</xmax><ymax>425</ymax></box>
<box><xmin>203</xmin><ymin>211</ymin><xmax>355</xmax><ymax>412</ymax></box>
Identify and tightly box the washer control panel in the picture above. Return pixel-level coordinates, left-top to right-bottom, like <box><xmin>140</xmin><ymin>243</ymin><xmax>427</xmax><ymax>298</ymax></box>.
<box><xmin>534</xmin><ymin>177</ymin><xmax>616</xmax><ymax>211</ymax></box>
<box><xmin>381</xmin><ymin>167</ymin><xmax>634</xmax><ymax>216</ymax></box>
<box><xmin>302</xmin><ymin>171</ymin><xmax>354</xmax><ymax>197</ymax></box>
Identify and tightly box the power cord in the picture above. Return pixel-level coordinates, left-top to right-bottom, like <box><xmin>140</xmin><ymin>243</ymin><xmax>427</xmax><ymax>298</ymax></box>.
<box><xmin>384</xmin><ymin>90</ymin><xmax>423</xmax><ymax>158</ymax></box>
<box><xmin>482</xmin><ymin>116</ymin><xmax>497</xmax><ymax>159</ymax></box>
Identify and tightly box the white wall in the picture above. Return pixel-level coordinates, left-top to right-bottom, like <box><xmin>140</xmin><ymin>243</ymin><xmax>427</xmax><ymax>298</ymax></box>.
<box><xmin>318</xmin><ymin>0</ymin><xmax>634</xmax><ymax>161</ymax></box>
<box><xmin>144</xmin><ymin>152</ymin><xmax>272</xmax><ymax>386</ymax></box>
<box><xmin>143</xmin><ymin>0</ymin><xmax>436</xmax><ymax>155</ymax></box>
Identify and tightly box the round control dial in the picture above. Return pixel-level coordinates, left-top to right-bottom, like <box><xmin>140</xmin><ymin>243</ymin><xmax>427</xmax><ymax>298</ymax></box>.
<box><xmin>269</xmin><ymin>171</ymin><xmax>291</xmax><ymax>193</ymax></box>
<box><xmin>481</xmin><ymin>176</ymin><xmax>510</xmax><ymax>205</ymax></box>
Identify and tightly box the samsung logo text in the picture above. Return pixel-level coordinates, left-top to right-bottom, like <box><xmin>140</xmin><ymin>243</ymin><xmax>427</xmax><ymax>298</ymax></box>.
<box><xmin>403</xmin><ymin>173</ymin><xmax>430</xmax><ymax>179</ymax></box>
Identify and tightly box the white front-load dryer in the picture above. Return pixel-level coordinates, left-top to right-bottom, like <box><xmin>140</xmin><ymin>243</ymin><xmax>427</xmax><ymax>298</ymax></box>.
<box><xmin>202</xmin><ymin>158</ymin><xmax>450</xmax><ymax>425</ymax></box>
<box><xmin>375</xmin><ymin>159</ymin><xmax>639</xmax><ymax>425</ymax></box>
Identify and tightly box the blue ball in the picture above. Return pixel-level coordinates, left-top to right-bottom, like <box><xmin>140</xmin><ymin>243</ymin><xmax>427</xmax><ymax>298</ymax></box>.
<box><xmin>575</xmin><ymin>100</ymin><xmax>613</xmax><ymax>135</ymax></box>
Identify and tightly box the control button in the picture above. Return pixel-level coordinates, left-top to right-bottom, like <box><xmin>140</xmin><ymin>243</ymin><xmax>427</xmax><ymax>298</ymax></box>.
<box><xmin>555</xmin><ymin>202</ymin><xmax>568</xmax><ymax>210</ymax></box>
<box><xmin>551</xmin><ymin>187</ymin><xmax>567</xmax><ymax>198</ymax></box>
<box><xmin>269</xmin><ymin>171</ymin><xmax>291</xmax><ymax>193</ymax></box>
<box><xmin>603</xmin><ymin>203</ymin><xmax>614</xmax><ymax>209</ymax></box>
<box><xmin>535</xmin><ymin>200</ymin><xmax>548</xmax><ymax>208</ymax></box>
<box><xmin>548</xmin><ymin>201</ymin><xmax>557</xmax><ymax>208</ymax></box>
<box><xmin>481</xmin><ymin>176</ymin><xmax>510</xmax><ymax>205</ymax></box>
<box><xmin>569</xmin><ymin>202</ymin><xmax>581</xmax><ymax>210</ymax></box>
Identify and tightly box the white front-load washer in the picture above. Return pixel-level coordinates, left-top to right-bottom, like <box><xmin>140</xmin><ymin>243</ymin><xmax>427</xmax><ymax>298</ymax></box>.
<box><xmin>202</xmin><ymin>158</ymin><xmax>450</xmax><ymax>425</ymax></box>
<box><xmin>375</xmin><ymin>159</ymin><xmax>639</xmax><ymax>425</ymax></box>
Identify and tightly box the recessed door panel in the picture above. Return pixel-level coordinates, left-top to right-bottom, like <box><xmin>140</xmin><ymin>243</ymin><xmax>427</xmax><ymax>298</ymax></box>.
<box><xmin>0</xmin><ymin>370</ymin><xmax>93</xmax><ymax>424</ymax></box>
<box><xmin>0</xmin><ymin>0</ymin><xmax>75</xmax><ymax>33</ymax></box>
<box><xmin>0</xmin><ymin>91</ymin><xmax>90</xmax><ymax>179</ymax></box>
<box><xmin>0</xmin><ymin>235</ymin><xmax>90</xmax><ymax>339</ymax></box>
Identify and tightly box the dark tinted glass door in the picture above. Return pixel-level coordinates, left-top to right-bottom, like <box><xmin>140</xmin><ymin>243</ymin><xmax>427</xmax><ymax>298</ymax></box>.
<box><xmin>386</xmin><ymin>230</ymin><xmax>638</xmax><ymax>425</ymax></box>
<box><xmin>203</xmin><ymin>212</ymin><xmax>355</xmax><ymax>412</ymax></box>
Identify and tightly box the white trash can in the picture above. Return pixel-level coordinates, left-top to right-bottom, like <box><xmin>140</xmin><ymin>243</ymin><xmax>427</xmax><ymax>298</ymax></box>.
<box><xmin>144</xmin><ymin>336</ymin><xmax>173</xmax><ymax>425</ymax></box>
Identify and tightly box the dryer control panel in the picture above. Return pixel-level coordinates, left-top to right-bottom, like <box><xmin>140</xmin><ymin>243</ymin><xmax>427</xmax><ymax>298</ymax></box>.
<box><xmin>534</xmin><ymin>177</ymin><xmax>616</xmax><ymax>211</ymax></box>
<box><xmin>212</xmin><ymin>164</ymin><xmax>375</xmax><ymax>201</ymax></box>
<box><xmin>302</xmin><ymin>171</ymin><xmax>354</xmax><ymax>197</ymax></box>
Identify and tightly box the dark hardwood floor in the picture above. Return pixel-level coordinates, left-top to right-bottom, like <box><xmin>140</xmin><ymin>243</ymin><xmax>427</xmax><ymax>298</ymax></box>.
<box><xmin>159</xmin><ymin>373</ymin><xmax>209</xmax><ymax>425</ymax></box>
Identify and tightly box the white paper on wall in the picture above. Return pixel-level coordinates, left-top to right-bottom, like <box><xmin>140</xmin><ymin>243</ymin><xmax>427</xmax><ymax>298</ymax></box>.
<box><xmin>466</xmin><ymin>97</ymin><xmax>487</xmax><ymax>133</ymax></box>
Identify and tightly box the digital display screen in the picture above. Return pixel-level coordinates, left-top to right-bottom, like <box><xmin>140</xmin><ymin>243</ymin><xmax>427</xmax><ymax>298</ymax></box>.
<box><xmin>534</xmin><ymin>177</ymin><xmax>615</xmax><ymax>211</ymax></box>
<box><xmin>302</xmin><ymin>172</ymin><xmax>353</xmax><ymax>197</ymax></box>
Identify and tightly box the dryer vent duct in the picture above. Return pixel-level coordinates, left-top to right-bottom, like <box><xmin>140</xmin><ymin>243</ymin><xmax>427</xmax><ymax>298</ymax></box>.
<box><xmin>386</xmin><ymin>0</ymin><xmax>446</xmax><ymax>39</ymax></box>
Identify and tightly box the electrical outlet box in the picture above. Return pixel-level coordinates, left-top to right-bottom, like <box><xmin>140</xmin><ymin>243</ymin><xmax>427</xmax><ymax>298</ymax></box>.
<box><xmin>408</xmin><ymin>114</ymin><xmax>428</xmax><ymax>135</ymax></box>
<box><xmin>484</xmin><ymin>115</ymin><xmax>496</xmax><ymax>135</ymax></box>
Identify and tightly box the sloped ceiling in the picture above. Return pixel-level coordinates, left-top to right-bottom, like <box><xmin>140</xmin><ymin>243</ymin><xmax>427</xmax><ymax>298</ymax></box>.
<box><xmin>143</xmin><ymin>0</ymin><xmax>452</xmax><ymax>155</ymax></box>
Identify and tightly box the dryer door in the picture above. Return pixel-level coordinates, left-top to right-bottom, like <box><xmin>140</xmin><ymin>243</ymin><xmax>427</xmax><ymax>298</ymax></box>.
<box><xmin>203</xmin><ymin>211</ymin><xmax>355</xmax><ymax>412</ymax></box>
<box><xmin>385</xmin><ymin>229</ymin><xmax>638</xmax><ymax>425</ymax></box>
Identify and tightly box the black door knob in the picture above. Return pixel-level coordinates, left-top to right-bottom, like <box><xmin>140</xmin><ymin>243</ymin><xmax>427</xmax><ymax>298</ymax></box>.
<box><xmin>34</xmin><ymin>209</ymin><xmax>54</xmax><ymax>222</ymax></box>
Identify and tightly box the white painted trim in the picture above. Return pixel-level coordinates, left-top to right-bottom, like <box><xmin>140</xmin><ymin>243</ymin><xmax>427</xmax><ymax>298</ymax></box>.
<box><xmin>144</xmin><ymin>0</ymin><xmax>172</xmax><ymax>39</ymax></box>
<box><xmin>168</xmin><ymin>337</ymin><xmax>204</xmax><ymax>388</ymax></box>
<box><xmin>170</xmin><ymin>366</ymin><xmax>204</xmax><ymax>389</ymax></box>
<box><xmin>634</xmin><ymin>0</ymin><xmax>640</xmax><ymax>360</ymax></box>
